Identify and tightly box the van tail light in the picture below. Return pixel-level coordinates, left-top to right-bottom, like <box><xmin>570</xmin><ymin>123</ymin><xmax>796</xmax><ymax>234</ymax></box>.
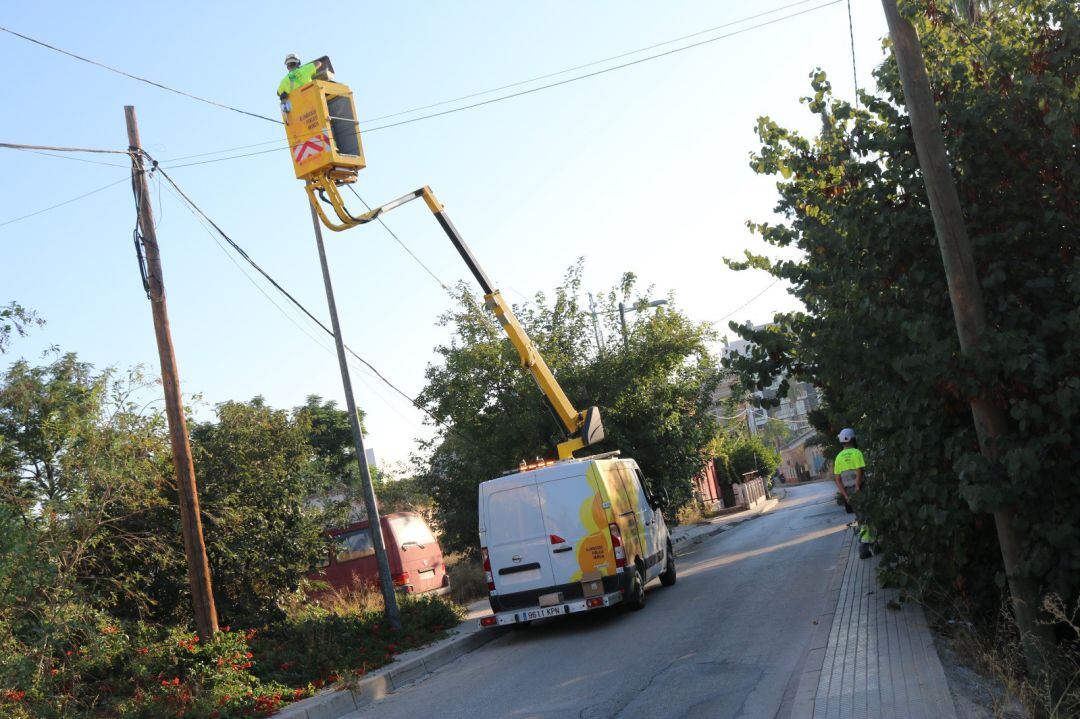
<box><xmin>481</xmin><ymin>547</ymin><xmax>495</xmax><ymax>593</ymax></box>
<box><xmin>392</xmin><ymin>571</ymin><xmax>411</xmax><ymax>590</ymax></box>
<box><xmin>608</xmin><ymin>523</ymin><xmax>626</xmax><ymax>569</ymax></box>
<box><xmin>586</xmin><ymin>597</ymin><xmax>604</xmax><ymax>608</ymax></box>
<box><xmin>480</xmin><ymin>616</ymin><xmax>498</xmax><ymax>627</ymax></box>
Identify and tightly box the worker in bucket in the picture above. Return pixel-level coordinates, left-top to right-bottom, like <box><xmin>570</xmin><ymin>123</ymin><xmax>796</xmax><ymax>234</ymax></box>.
<box><xmin>833</xmin><ymin>427</ymin><xmax>876</xmax><ymax>559</ymax></box>
<box><xmin>277</xmin><ymin>53</ymin><xmax>323</xmax><ymax>113</ymax></box>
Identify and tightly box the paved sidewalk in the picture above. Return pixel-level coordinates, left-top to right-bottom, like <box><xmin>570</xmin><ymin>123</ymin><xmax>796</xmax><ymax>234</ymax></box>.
<box><xmin>792</xmin><ymin>529</ymin><xmax>958</xmax><ymax>719</ymax></box>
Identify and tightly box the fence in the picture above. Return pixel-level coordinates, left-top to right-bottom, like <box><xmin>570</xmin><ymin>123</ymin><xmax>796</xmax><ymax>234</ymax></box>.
<box><xmin>732</xmin><ymin>477</ymin><xmax>767</xmax><ymax>509</ymax></box>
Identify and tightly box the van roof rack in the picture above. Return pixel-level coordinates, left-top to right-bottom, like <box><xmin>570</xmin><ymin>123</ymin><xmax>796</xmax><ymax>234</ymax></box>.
<box><xmin>581</xmin><ymin>450</ymin><xmax>621</xmax><ymax>461</ymax></box>
<box><xmin>498</xmin><ymin>449</ymin><xmax>622</xmax><ymax>476</ymax></box>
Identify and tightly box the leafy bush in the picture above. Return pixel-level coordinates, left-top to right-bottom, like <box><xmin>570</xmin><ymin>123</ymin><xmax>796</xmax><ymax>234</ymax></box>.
<box><xmin>0</xmin><ymin>351</ymin><xmax>461</xmax><ymax>718</ymax></box>
<box><xmin>0</xmin><ymin>596</ymin><xmax>460</xmax><ymax>719</ymax></box>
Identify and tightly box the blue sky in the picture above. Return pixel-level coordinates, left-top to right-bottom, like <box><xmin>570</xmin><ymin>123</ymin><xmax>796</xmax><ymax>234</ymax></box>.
<box><xmin>1</xmin><ymin>1</ymin><xmax>889</xmax><ymax>466</ymax></box>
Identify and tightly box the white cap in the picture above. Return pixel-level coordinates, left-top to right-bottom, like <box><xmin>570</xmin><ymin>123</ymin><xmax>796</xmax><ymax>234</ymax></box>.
<box><xmin>284</xmin><ymin>53</ymin><xmax>300</xmax><ymax>66</ymax></box>
<box><xmin>838</xmin><ymin>428</ymin><xmax>856</xmax><ymax>443</ymax></box>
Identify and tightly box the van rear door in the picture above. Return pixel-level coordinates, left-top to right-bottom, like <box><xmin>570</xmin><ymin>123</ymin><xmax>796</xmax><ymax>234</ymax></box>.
<box><xmin>484</xmin><ymin>481</ymin><xmax>557</xmax><ymax>595</ymax></box>
<box><xmin>536</xmin><ymin>467</ymin><xmax>613</xmax><ymax>586</ymax></box>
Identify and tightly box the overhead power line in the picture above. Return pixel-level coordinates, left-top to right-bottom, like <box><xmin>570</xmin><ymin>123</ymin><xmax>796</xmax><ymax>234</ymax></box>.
<box><xmin>709</xmin><ymin>279</ymin><xmax>782</xmax><ymax>325</ymax></box>
<box><xmin>0</xmin><ymin>25</ymin><xmax>281</xmax><ymax>124</ymax></box>
<box><xmin>13</xmin><ymin>148</ymin><xmax>130</xmax><ymax>168</ymax></box>
<box><xmin>360</xmin><ymin>0</ymin><xmax>843</xmax><ymax>133</ymax></box>
<box><xmin>0</xmin><ymin>176</ymin><xmax>129</xmax><ymax>228</ymax></box>
<box><xmin>345</xmin><ymin>185</ymin><xmax>452</xmax><ymax>292</ymax></box>
<box><xmin>0</xmin><ymin>141</ymin><xmax>131</xmax><ymax>155</ymax></box>
<box><xmin>151</xmin><ymin>161</ymin><xmax>464</xmax><ymax>441</ymax></box>
<box><xmin>360</xmin><ymin>0</ymin><xmax>829</xmax><ymax>125</ymax></box>
<box><xmin>159</xmin><ymin>180</ymin><xmax>429</xmax><ymax>431</ymax></box>
<box><xmin>150</xmin><ymin>0</ymin><xmax>842</xmax><ymax>170</ymax></box>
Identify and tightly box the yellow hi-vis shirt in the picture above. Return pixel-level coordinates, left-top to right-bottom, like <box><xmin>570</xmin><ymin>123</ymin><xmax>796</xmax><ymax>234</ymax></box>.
<box><xmin>834</xmin><ymin>447</ymin><xmax>865</xmax><ymax>489</ymax></box>
<box><xmin>277</xmin><ymin>62</ymin><xmax>319</xmax><ymax>96</ymax></box>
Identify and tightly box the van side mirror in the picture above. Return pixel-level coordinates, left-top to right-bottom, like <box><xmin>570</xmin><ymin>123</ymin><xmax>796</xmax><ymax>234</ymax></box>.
<box><xmin>649</xmin><ymin>486</ymin><xmax>669</xmax><ymax>510</ymax></box>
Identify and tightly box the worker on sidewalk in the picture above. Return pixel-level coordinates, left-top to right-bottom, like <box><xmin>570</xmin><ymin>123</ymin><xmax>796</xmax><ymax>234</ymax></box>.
<box><xmin>277</xmin><ymin>54</ymin><xmax>323</xmax><ymax>113</ymax></box>
<box><xmin>833</xmin><ymin>427</ymin><xmax>876</xmax><ymax>559</ymax></box>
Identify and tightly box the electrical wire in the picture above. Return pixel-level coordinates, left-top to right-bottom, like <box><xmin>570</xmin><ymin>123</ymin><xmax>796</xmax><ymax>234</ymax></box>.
<box><xmin>151</xmin><ymin>160</ymin><xmax>466</xmax><ymax>441</ymax></box>
<box><xmin>0</xmin><ymin>141</ymin><xmax>131</xmax><ymax>155</ymax></box>
<box><xmin>10</xmin><ymin>148</ymin><xmax>129</xmax><ymax>168</ymax></box>
<box><xmin>708</xmin><ymin>279</ymin><xmax>781</xmax><ymax>325</ymax></box>
<box><xmin>345</xmin><ymin>186</ymin><xmax>452</xmax><ymax>291</ymax></box>
<box><xmin>344</xmin><ymin>186</ymin><xmax>527</xmax><ymax>337</ymax></box>
<box><xmin>158</xmin><ymin>0</ymin><xmax>843</xmax><ymax>170</ymax></box>
<box><xmin>360</xmin><ymin>0</ymin><xmax>830</xmax><ymax>125</ymax></box>
<box><xmin>161</xmin><ymin>179</ymin><xmax>429</xmax><ymax>432</ymax></box>
<box><xmin>360</xmin><ymin>1</ymin><xmax>843</xmax><ymax>134</ymax></box>
<box><xmin>0</xmin><ymin>25</ymin><xmax>281</xmax><ymax>124</ymax></box>
<box><xmin>0</xmin><ymin>176</ymin><xmax>129</xmax><ymax>228</ymax></box>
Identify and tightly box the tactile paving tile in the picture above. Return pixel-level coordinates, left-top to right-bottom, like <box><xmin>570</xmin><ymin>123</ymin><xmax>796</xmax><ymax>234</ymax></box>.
<box><xmin>812</xmin><ymin>538</ymin><xmax>957</xmax><ymax>719</ymax></box>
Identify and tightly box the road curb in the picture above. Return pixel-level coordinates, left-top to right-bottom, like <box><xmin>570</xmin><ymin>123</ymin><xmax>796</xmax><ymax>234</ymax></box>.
<box><xmin>273</xmin><ymin>625</ymin><xmax>507</xmax><ymax>718</ymax></box>
<box><xmin>785</xmin><ymin>525</ymin><xmax>855</xmax><ymax>718</ymax></box>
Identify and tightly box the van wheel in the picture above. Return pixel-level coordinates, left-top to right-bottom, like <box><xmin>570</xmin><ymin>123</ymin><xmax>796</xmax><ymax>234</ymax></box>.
<box><xmin>624</xmin><ymin>566</ymin><xmax>646</xmax><ymax>611</ymax></box>
<box><xmin>659</xmin><ymin>544</ymin><xmax>677</xmax><ymax>587</ymax></box>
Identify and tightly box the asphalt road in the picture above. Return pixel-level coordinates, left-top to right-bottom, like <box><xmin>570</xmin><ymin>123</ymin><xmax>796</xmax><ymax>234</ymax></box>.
<box><xmin>345</xmin><ymin>482</ymin><xmax>848</xmax><ymax>719</ymax></box>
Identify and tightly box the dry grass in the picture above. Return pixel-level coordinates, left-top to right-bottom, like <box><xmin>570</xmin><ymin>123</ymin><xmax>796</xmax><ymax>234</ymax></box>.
<box><xmin>287</xmin><ymin>575</ymin><xmax>386</xmax><ymax>618</ymax></box>
<box><xmin>945</xmin><ymin>594</ymin><xmax>1080</xmax><ymax>718</ymax></box>
<box><xmin>444</xmin><ymin>553</ymin><xmax>488</xmax><ymax>607</ymax></box>
<box><xmin>675</xmin><ymin>502</ymin><xmax>706</xmax><ymax>526</ymax></box>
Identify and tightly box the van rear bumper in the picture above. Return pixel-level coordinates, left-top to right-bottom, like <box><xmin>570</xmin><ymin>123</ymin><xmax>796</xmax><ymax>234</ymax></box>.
<box><xmin>480</xmin><ymin>590</ymin><xmax>623</xmax><ymax>627</ymax></box>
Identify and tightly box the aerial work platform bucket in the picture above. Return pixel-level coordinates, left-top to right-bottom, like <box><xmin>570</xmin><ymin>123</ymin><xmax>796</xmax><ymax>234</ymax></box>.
<box><xmin>282</xmin><ymin>78</ymin><xmax>365</xmax><ymax>183</ymax></box>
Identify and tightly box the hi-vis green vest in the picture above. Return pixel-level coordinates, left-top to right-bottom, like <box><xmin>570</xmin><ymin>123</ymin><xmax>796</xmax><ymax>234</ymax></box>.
<box><xmin>834</xmin><ymin>447</ymin><xmax>865</xmax><ymax>488</ymax></box>
<box><xmin>277</xmin><ymin>62</ymin><xmax>319</xmax><ymax>96</ymax></box>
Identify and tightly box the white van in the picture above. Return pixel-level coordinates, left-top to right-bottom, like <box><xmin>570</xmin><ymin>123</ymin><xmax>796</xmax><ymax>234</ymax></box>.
<box><xmin>478</xmin><ymin>452</ymin><xmax>675</xmax><ymax>627</ymax></box>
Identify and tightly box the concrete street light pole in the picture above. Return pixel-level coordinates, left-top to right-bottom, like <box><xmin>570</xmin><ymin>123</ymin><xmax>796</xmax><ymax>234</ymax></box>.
<box><xmin>308</xmin><ymin>204</ymin><xmax>402</xmax><ymax>631</ymax></box>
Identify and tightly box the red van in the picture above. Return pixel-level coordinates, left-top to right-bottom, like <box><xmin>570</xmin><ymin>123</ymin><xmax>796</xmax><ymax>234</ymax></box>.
<box><xmin>309</xmin><ymin>512</ymin><xmax>450</xmax><ymax>596</ymax></box>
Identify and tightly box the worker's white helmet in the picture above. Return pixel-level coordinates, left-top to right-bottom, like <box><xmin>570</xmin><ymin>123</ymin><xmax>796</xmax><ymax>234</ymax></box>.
<box><xmin>838</xmin><ymin>427</ymin><xmax>856</xmax><ymax>443</ymax></box>
<box><xmin>284</xmin><ymin>53</ymin><xmax>300</xmax><ymax>67</ymax></box>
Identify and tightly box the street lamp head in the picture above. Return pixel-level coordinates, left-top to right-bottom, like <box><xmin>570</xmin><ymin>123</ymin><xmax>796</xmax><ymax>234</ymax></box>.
<box><xmin>646</xmin><ymin>299</ymin><xmax>668</xmax><ymax>308</ymax></box>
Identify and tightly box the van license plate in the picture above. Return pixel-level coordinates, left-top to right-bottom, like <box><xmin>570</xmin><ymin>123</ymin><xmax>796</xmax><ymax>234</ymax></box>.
<box><xmin>521</xmin><ymin>606</ymin><xmax>564</xmax><ymax>621</ymax></box>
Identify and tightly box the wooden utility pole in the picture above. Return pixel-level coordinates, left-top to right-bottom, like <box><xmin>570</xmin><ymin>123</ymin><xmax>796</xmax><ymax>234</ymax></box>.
<box><xmin>879</xmin><ymin>1</ymin><xmax>1054</xmax><ymax>674</ymax></box>
<box><xmin>125</xmin><ymin>106</ymin><xmax>218</xmax><ymax>641</ymax></box>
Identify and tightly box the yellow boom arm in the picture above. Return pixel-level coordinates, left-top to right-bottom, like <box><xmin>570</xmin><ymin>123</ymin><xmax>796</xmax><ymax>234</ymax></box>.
<box><xmin>307</xmin><ymin>182</ymin><xmax>604</xmax><ymax>459</ymax></box>
<box><xmin>281</xmin><ymin>70</ymin><xmax>602</xmax><ymax>458</ymax></box>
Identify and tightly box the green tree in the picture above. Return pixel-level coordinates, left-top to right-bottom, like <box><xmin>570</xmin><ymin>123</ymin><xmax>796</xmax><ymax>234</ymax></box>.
<box><xmin>0</xmin><ymin>302</ymin><xmax>42</xmax><ymax>355</ymax></box>
<box><xmin>724</xmin><ymin>0</ymin><xmax>1078</xmax><ymax>610</ymax></box>
<box><xmin>728</xmin><ymin>433</ymin><xmax>781</xmax><ymax>480</ymax></box>
<box><xmin>417</xmin><ymin>263</ymin><xmax>720</xmax><ymax>554</ymax></box>
<box><xmin>191</xmin><ymin>398</ymin><xmax>342</xmax><ymax>626</ymax></box>
<box><xmin>0</xmin><ymin>354</ymin><xmax>108</xmax><ymax>505</ymax></box>
<box><xmin>293</xmin><ymin>394</ymin><xmax>367</xmax><ymax>487</ymax></box>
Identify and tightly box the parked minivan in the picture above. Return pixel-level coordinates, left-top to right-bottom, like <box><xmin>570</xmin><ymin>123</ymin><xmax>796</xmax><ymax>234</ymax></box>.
<box><xmin>478</xmin><ymin>453</ymin><xmax>674</xmax><ymax>627</ymax></box>
<box><xmin>309</xmin><ymin>512</ymin><xmax>450</xmax><ymax>597</ymax></box>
